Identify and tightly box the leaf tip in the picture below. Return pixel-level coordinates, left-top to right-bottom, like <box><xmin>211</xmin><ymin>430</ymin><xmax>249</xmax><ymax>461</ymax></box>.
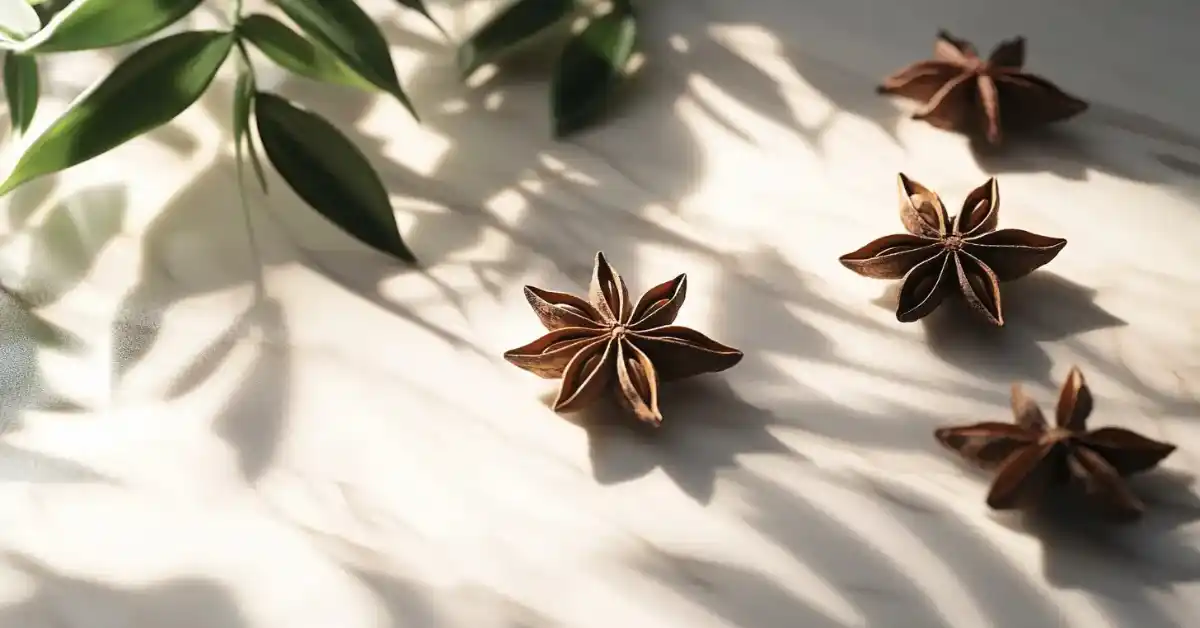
<box><xmin>396</xmin><ymin>247</ymin><xmax>418</xmax><ymax>265</ymax></box>
<box><xmin>0</xmin><ymin>174</ymin><xmax>20</xmax><ymax>198</ymax></box>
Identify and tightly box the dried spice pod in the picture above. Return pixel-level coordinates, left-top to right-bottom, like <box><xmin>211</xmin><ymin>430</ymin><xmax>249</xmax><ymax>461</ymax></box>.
<box><xmin>935</xmin><ymin>366</ymin><xmax>1177</xmax><ymax>522</ymax></box>
<box><xmin>878</xmin><ymin>30</ymin><xmax>1088</xmax><ymax>145</ymax></box>
<box><xmin>839</xmin><ymin>173</ymin><xmax>1066</xmax><ymax>325</ymax></box>
<box><xmin>504</xmin><ymin>252</ymin><xmax>743</xmax><ymax>425</ymax></box>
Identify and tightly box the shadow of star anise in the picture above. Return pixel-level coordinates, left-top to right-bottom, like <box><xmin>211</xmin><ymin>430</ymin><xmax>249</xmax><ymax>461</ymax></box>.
<box><xmin>935</xmin><ymin>366</ymin><xmax>1177</xmax><ymax>522</ymax></box>
<box><xmin>839</xmin><ymin>173</ymin><xmax>1066</xmax><ymax>326</ymax></box>
<box><xmin>878</xmin><ymin>30</ymin><xmax>1088</xmax><ymax>145</ymax></box>
<box><xmin>504</xmin><ymin>252</ymin><xmax>743</xmax><ymax>425</ymax></box>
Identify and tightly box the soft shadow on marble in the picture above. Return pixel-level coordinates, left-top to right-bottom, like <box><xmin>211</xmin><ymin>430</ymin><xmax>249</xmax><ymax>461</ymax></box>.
<box><xmin>0</xmin><ymin>0</ymin><xmax>1199</xmax><ymax>627</ymax></box>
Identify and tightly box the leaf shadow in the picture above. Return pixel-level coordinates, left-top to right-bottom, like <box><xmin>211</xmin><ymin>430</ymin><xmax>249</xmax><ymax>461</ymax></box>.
<box><xmin>0</xmin><ymin>294</ymin><xmax>64</xmax><ymax>428</ymax></box>
<box><xmin>628</xmin><ymin>469</ymin><xmax>1070</xmax><ymax>628</ymax></box>
<box><xmin>14</xmin><ymin>184</ymin><xmax>128</xmax><ymax>308</ymax></box>
<box><xmin>209</xmin><ymin>298</ymin><xmax>291</xmax><ymax>482</ymax></box>
<box><xmin>1</xmin><ymin>175</ymin><xmax>58</xmax><ymax>230</ymax></box>
<box><xmin>739</xmin><ymin>475</ymin><xmax>954</xmax><ymax>628</ymax></box>
<box><xmin>0</xmin><ymin>442</ymin><xmax>111</xmax><ymax>484</ymax></box>
<box><xmin>0</xmin><ymin>184</ymin><xmax>122</xmax><ymax>429</ymax></box>
<box><xmin>0</xmin><ymin>553</ymin><xmax>250</xmax><ymax>628</ymax></box>
<box><xmin>777</xmin><ymin>40</ymin><xmax>908</xmax><ymax>144</ymax></box>
<box><xmin>300</xmin><ymin>524</ymin><xmax>563</xmax><ymax>627</ymax></box>
<box><xmin>347</xmin><ymin>564</ymin><xmax>558</xmax><ymax>628</ymax></box>
<box><xmin>843</xmin><ymin>474</ymin><xmax>1099</xmax><ymax>627</ymax></box>
<box><xmin>626</xmin><ymin>548</ymin><xmax>849</xmax><ymax>628</ymax></box>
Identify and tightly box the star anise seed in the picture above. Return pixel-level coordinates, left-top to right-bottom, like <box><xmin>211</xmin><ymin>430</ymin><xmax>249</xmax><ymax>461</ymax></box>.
<box><xmin>935</xmin><ymin>366</ymin><xmax>1177</xmax><ymax>522</ymax></box>
<box><xmin>839</xmin><ymin>173</ymin><xmax>1066</xmax><ymax>325</ymax></box>
<box><xmin>504</xmin><ymin>252</ymin><xmax>743</xmax><ymax>425</ymax></box>
<box><xmin>878</xmin><ymin>30</ymin><xmax>1088</xmax><ymax>145</ymax></box>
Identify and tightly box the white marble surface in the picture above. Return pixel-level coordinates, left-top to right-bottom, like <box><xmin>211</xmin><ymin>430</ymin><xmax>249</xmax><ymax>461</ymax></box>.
<box><xmin>1</xmin><ymin>0</ymin><xmax>1199</xmax><ymax>626</ymax></box>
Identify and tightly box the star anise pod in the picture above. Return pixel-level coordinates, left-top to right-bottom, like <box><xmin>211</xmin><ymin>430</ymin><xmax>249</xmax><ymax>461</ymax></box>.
<box><xmin>878</xmin><ymin>30</ymin><xmax>1088</xmax><ymax>145</ymax></box>
<box><xmin>935</xmin><ymin>367</ymin><xmax>1177</xmax><ymax>521</ymax></box>
<box><xmin>503</xmin><ymin>252</ymin><xmax>743</xmax><ymax>425</ymax></box>
<box><xmin>839</xmin><ymin>173</ymin><xmax>1066</xmax><ymax>326</ymax></box>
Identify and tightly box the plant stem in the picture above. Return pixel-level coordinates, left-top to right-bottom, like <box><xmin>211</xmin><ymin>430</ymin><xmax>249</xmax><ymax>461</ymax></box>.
<box><xmin>235</xmin><ymin>39</ymin><xmax>256</xmax><ymax>86</ymax></box>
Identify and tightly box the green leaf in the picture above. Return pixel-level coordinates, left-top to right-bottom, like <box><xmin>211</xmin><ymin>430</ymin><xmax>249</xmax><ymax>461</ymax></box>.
<box><xmin>20</xmin><ymin>0</ymin><xmax>204</xmax><ymax>53</ymax></box>
<box><xmin>550</xmin><ymin>8</ymin><xmax>636</xmax><ymax>138</ymax></box>
<box><xmin>269</xmin><ymin>0</ymin><xmax>416</xmax><ymax>119</ymax></box>
<box><xmin>0</xmin><ymin>0</ymin><xmax>39</xmax><ymax>41</ymax></box>
<box><xmin>456</xmin><ymin>0</ymin><xmax>576</xmax><ymax>79</ymax></box>
<box><xmin>233</xmin><ymin>69</ymin><xmax>251</xmax><ymax>152</ymax></box>
<box><xmin>4</xmin><ymin>52</ymin><xmax>38</xmax><ymax>134</ymax></box>
<box><xmin>254</xmin><ymin>92</ymin><xmax>415</xmax><ymax>262</ymax></box>
<box><xmin>393</xmin><ymin>0</ymin><xmax>445</xmax><ymax>37</ymax></box>
<box><xmin>0</xmin><ymin>30</ymin><xmax>233</xmax><ymax>196</ymax></box>
<box><xmin>232</xmin><ymin>67</ymin><xmax>267</xmax><ymax>192</ymax></box>
<box><xmin>238</xmin><ymin>13</ymin><xmax>374</xmax><ymax>92</ymax></box>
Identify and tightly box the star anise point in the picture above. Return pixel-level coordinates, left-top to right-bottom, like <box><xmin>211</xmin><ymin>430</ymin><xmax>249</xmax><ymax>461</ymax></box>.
<box><xmin>505</xmin><ymin>252</ymin><xmax>742</xmax><ymax>425</ymax></box>
<box><xmin>841</xmin><ymin>174</ymin><xmax>1065</xmax><ymax>325</ymax></box>
<box><xmin>879</xmin><ymin>31</ymin><xmax>1088</xmax><ymax>144</ymax></box>
<box><xmin>935</xmin><ymin>366</ymin><xmax>1177</xmax><ymax>522</ymax></box>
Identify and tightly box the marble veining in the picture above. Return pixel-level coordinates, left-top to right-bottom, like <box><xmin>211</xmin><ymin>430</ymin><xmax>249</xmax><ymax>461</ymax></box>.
<box><xmin>0</xmin><ymin>0</ymin><xmax>1199</xmax><ymax>626</ymax></box>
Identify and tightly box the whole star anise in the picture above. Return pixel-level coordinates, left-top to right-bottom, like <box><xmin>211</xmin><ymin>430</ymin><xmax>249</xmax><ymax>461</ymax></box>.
<box><xmin>839</xmin><ymin>173</ymin><xmax>1066</xmax><ymax>325</ymax></box>
<box><xmin>504</xmin><ymin>252</ymin><xmax>743</xmax><ymax>425</ymax></box>
<box><xmin>878</xmin><ymin>30</ymin><xmax>1088</xmax><ymax>145</ymax></box>
<box><xmin>935</xmin><ymin>367</ymin><xmax>1177</xmax><ymax>521</ymax></box>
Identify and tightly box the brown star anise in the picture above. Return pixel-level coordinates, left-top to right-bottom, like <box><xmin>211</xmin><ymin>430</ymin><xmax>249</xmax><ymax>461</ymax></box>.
<box><xmin>839</xmin><ymin>173</ymin><xmax>1066</xmax><ymax>326</ymax></box>
<box><xmin>504</xmin><ymin>252</ymin><xmax>743</xmax><ymax>425</ymax></box>
<box><xmin>935</xmin><ymin>367</ymin><xmax>1177</xmax><ymax>521</ymax></box>
<box><xmin>878</xmin><ymin>30</ymin><xmax>1088</xmax><ymax>145</ymax></box>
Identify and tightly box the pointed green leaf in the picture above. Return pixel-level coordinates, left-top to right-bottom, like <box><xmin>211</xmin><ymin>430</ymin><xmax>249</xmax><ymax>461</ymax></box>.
<box><xmin>457</xmin><ymin>0</ymin><xmax>576</xmax><ymax>78</ymax></box>
<box><xmin>551</xmin><ymin>8</ymin><xmax>636</xmax><ymax>138</ymax></box>
<box><xmin>4</xmin><ymin>52</ymin><xmax>38</xmax><ymax>134</ymax></box>
<box><xmin>254</xmin><ymin>92</ymin><xmax>414</xmax><ymax>262</ymax></box>
<box><xmin>233</xmin><ymin>70</ymin><xmax>251</xmax><ymax>149</ymax></box>
<box><xmin>232</xmin><ymin>68</ymin><xmax>267</xmax><ymax>192</ymax></box>
<box><xmin>19</xmin><ymin>0</ymin><xmax>204</xmax><ymax>53</ymax></box>
<box><xmin>393</xmin><ymin>0</ymin><xmax>445</xmax><ymax>37</ymax></box>
<box><xmin>269</xmin><ymin>0</ymin><xmax>416</xmax><ymax>119</ymax></box>
<box><xmin>0</xmin><ymin>30</ymin><xmax>233</xmax><ymax>196</ymax></box>
<box><xmin>239</xmin><ymin>13</ymin><xmax>374</xmax><ymax>92</ymax></box>
<box><xmin>0</xmin><ymin>0</ymin><xmax>40</xmax><ymax>41</ymax></box>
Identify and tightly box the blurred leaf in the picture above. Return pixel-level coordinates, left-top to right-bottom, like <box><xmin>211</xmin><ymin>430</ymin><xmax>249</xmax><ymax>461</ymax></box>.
<box><xmin>393</xmin><ymin>0</ymin><xmax>445</xmax><ymax>36</ymax></box>
<box><xmin>232</xmin><ymin>70</ymin><xmax>251</xmax><ymax>158</ymax></box>
<box><xmin>254</xmin><ymin>92</ymin><xmax>415</xmax><ymax>262</ymax></box>
<box><xmin>456</xmin><ymin>0</ymin><xmax>576</xmax><ymax>79</ymax></box>
<box><xmin>21</xmin><ymin>183</ymin><xmax>126</xmax><ymax>308</ymax></box>
<box><xmin>551</xmin><ymin>7</ymin><xmax>636</xmax><ymax>138</ymax></box>
<box><xmin>0</xmin><ymin>0</ymin><xmax>38</xmax><ymax>41</ymax></box>
<box><xmin>3</xmin><ymin>52</ymin><xmax>38</xmax><ymax>134</ymax></box>
<box><xmin>0</xmin><ymin>30</ymin><xmax>233</xmax><ymax>195</ymax></box>
<box><xmin>21</xmin><ymin>0</ymin><xmax>204</xmax><ymax>53</ymax></box>
<box><xmin>232</xmin><ymin>68</ymin><xmax>267</xmax><ymax>192</ymax></box>
<box><xmin>239</xmin><ymin>13</ymin><xmax>374</xmax><ymax>92</ymax></box>
<box><xmin>28</xmin><ymin>0</ymin><xmax>66</xmax><ymax>26</ymax></box>
<box><xmin>269</xmin><ymin>0</ymin><xmax>416</xmax><ymax>118</ymax></box>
